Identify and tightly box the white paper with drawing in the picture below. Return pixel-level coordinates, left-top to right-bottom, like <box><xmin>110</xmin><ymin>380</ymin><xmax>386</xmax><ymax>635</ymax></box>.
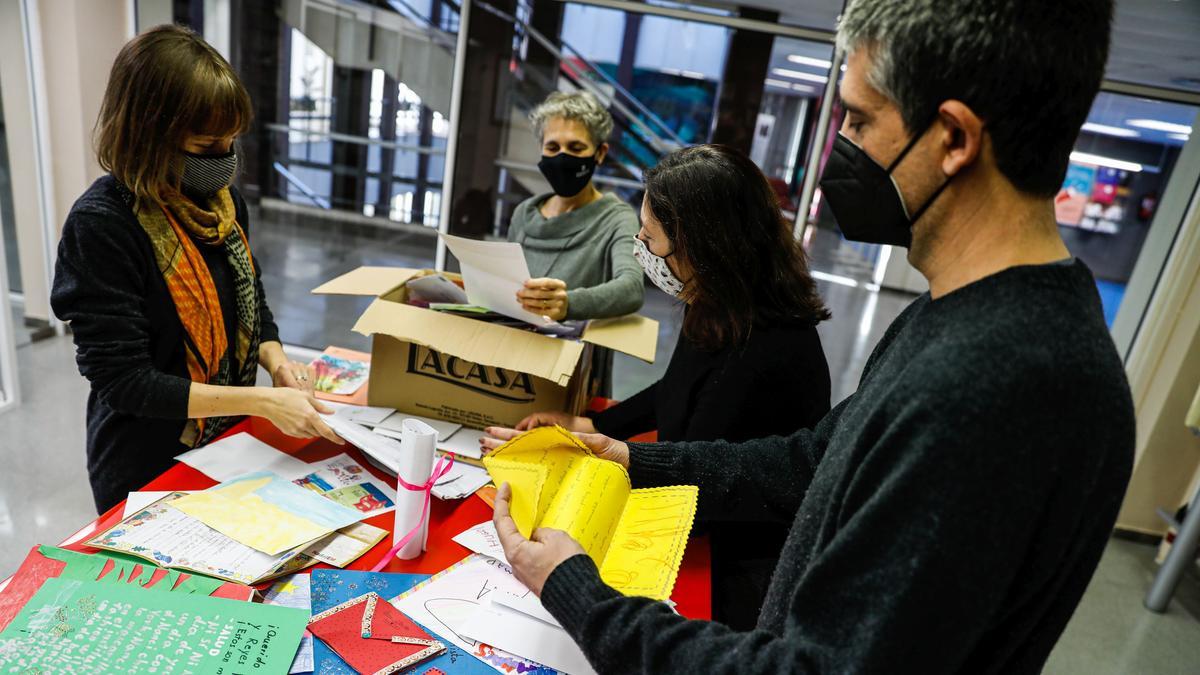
<box><xmin>391</xmin><ymin>554</ymin><xmax>556</xmax><ymax>673</ymax></box>
<box><xmin>440</xmin><ymin>234</ymin><xmax>555</xmax><ymax>326</ymax></box>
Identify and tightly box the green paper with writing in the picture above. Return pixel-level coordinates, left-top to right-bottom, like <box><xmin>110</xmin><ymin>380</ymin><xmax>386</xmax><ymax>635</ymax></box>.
<box><xmin>0</xmin><ymin>577</ymin><xmax>307</xmax><ymax>673</ymax></box>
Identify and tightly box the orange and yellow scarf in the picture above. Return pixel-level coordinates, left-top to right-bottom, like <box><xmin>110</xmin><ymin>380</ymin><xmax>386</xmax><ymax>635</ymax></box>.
<box><xmin>136</xmin><ymin>187</ymin><xmax>261</xmax><ymax>446</ymax></box>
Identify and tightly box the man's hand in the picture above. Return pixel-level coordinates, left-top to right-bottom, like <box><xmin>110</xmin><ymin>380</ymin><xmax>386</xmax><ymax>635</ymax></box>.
<box><xmin>493</xmin><ymin>482</ymin><xmax>586</xmax><ymax>596</ymax></box>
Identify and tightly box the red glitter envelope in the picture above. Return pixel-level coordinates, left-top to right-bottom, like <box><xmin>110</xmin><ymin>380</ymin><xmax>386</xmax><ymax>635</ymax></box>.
<box><xmin>308</xmin><ymin>592</ymin><xmax>445</xmax><ymax>674</ymax></box>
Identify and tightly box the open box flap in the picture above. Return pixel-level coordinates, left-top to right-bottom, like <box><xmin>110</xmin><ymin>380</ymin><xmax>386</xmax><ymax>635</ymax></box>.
<box><xmin>353</xmin><ymin>299</ymin><xmax>585</xmax><ymax>386</ymax></box>
<box><xmin>582</xmin><ymin>315</ymin><xmax>658</xmax><ymax>363</ymax></box>
<box><xmin>311</xmin><ymin>267</ymin><xmax>420</xmax><ymax>297</ymax></box>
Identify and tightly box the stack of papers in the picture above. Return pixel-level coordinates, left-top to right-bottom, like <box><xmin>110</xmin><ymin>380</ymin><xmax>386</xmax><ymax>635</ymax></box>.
<box><xmin>322</xmin><ymin>406</ymin><xmax>494</xmax><ymax>500</ymax></box>
<box><xmin>170</xmin><ymin>472</ymin><xmax>367</xmax><ymax>555</ymax></box>
<box><xmin>89</xmin><ymin>492</ymin><xmax>385</xmax><ymax>585</ymax></box>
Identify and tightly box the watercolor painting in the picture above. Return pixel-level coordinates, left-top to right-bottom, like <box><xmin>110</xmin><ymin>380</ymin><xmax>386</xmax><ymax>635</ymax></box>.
<box><xmin>310</xmin><ymin>354</ymin><xmax>370</xmax><ymax>395</ymax></box>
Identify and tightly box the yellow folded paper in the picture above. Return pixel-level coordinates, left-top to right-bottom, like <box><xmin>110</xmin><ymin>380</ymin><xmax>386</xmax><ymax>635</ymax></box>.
<box><xmin>483</xmin><ymin>426</ymin><xmax>698</xmax><ymax>600</ymax></box>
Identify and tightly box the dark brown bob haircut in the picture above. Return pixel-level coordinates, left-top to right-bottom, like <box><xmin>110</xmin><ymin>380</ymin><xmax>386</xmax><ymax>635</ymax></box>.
<box><xmin>643</xmin><ymin>144</ymin><xmax>831</xmax><ymax>352</ymax></box>
<box><xmin>95</xmin><ymin>24</ymin><xmax>252</xmax><ymax>206</ymax></box>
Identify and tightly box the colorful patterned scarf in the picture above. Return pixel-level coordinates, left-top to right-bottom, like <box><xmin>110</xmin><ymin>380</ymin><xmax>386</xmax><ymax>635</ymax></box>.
<box><xmin>135</xmin><ymin>187</ymin><xmax>261</xmax><ymax>447</ymax></box>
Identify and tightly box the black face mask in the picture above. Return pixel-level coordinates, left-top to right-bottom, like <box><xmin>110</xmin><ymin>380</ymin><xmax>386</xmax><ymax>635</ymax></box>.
<box><xmin>538</xmin><ymin>152</ymin><xmax>597</xmax><ymax>197</ymax></box>
<box><xmin>818</xmin><ymin>122</ymin><xmax>952</xmax><ymax>248</ymax></box>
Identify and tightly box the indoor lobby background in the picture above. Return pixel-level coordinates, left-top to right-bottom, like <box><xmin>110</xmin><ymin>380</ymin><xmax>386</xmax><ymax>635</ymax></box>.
<box><xmin>1</xmin><ymin>1</ymin><xmax>1199</xmax><ymax>672</ymax></box>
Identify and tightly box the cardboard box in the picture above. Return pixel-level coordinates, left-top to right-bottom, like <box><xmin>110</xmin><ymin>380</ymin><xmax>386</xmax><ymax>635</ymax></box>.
<box><xmin>313</xmin><ymin>267</ymin><xmax>657</xmax><ymax>429</ymax></box>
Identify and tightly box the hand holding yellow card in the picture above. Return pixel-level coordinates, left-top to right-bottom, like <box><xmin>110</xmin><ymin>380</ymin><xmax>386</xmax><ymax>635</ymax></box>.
<box><xmin>482</xmin><ymin>426</ymin><xmax>698</xmax><ymax>600</ymax></box>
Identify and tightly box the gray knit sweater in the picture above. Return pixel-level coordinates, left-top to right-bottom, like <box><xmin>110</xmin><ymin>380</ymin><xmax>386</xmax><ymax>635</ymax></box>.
<box><xmin>508</xmin><ymin>192</ymin><xmax>644</xmax><ymax>320</ymax></box>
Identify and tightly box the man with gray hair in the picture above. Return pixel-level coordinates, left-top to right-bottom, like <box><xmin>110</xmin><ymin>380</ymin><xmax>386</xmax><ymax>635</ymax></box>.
<box><xmin>490</xmin><ymin>1</ymin><xmax>1134</xmax><ymax>672</ymax></box>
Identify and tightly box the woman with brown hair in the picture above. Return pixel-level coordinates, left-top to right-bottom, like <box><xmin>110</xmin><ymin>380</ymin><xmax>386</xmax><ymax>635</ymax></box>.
<box><xmin>484</xmin><ymin>144</ymin><xmax>832</xmax><ymax>628</ymax></box>
<box><xmin>51</xmin><ymin>25</ymin><xmax>341</xmax><ymax>514</ymax></box>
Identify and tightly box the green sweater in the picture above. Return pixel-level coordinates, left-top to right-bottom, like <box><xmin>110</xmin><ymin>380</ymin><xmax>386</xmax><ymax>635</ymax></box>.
<box><xmin>508</xmin><ymin>192</ymin><xmax>644</xmax><ymax>320</ymax></box>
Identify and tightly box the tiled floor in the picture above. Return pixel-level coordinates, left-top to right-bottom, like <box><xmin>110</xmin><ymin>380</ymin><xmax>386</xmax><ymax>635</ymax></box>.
<box><xmin>1</xmin><ymin>209</ymin><xmax>1199</xmax><ymax>672</ymax></box>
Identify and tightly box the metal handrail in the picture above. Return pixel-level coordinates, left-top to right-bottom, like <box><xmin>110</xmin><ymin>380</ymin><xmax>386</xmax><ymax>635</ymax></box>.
<box><xmin>385</xmin><ymin>0</ymin><xmax>458</xmax><ymax>50</ymax></box>
<box><xmin>474</xmin><ymin>0</ymin><xmax>686</xmax><ymax>151</ymax></box>
<box><xmin>268</xmin><ymin>123</ymin><xmax>447</xmax><ymax>155</ymax></box>
<box><xmin>273</xmin><ymin>161</ymin><xmax>332</xmax><ymax>209</ymax></box>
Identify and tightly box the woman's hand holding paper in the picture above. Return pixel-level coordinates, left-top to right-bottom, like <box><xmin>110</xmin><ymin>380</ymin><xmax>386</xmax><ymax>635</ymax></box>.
<box><xmin>493</xmin><ymin>482</ymin><xmax>586</xmax><ymax>596</ymax></box>
<box><xmin>517</xmin><ymin>277</ymin><xmax>569</xmax><ymax>321</ymax></box>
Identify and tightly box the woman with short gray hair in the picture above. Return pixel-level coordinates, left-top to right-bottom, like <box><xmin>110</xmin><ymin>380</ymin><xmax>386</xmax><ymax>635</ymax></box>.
<box><xmin>509</xmin><ymin>91</ymin><xmax>644</xmax><ymax>396</ymax></box>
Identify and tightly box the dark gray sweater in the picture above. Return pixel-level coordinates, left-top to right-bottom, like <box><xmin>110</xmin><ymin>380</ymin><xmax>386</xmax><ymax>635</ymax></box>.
<box><xmin>540</xmin><ymin>259</ymin><xmax>1134</xmax><ymax>674</ymax></box>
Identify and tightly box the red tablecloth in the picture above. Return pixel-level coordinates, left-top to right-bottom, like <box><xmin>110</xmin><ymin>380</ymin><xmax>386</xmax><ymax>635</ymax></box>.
<box><xmin>56</xmin><ymin>416</ymin><xmax>712</xmax><ymax>620</ymax></box>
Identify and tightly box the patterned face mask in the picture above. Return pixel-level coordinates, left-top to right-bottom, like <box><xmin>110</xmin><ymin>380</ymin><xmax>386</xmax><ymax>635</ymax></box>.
<box><xmin>181</xmin><ymin>148</ymin><xmax>238</xmax><ymax>196</ymax></box>
<box><xmin>633</xmin><ymin>236</ymin><xmax>685</xmax><ymax>297</ymax></box>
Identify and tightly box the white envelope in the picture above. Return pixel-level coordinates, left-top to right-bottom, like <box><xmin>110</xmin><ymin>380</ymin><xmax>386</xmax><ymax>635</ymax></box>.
<box><xmin>460</xmin><ymin>601</ymin><xmax>595</xmax><ymax>675</ymax></box>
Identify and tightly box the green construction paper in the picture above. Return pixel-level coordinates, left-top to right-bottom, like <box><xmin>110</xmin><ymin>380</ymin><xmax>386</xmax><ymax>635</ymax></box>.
<box><xmin>0</xmin><ymin>577</ymin><xmax>308</xmax><ymax>673</ymax></box>
<box><xmin>37</xmin><ymin>545</ymin><xmax>225</xmax><ymax>596</ymax></box>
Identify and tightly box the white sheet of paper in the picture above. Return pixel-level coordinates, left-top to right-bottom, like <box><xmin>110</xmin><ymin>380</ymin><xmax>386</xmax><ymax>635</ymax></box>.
<box><xmin>452</xmin><ymin>520</ymin><xmax>508</xmax><ymax>563</ymax></box>
<box><xmin>375</xmin><ymin>413</ymin><xmax>462</xmax><ymax>443</ymax></box>
<box><xmin>391</xmin><ymin>554</ymin><xmax>551</xmax><ymax>673</ymax></box>
<box><xmin>432</xmin><ymin>461</ymin><xmax>492</xmax><ymax>500</ymax></box>
<box><xmin>440</xmin><ymin>233</ymin><xmax>554</xmax><ymax>326</ymax></box>
<box><xmin>123</xmin><ymin>491</ymin><xmax>193</xmax><ymax>520</ymax></box>
<box><xmin>174</xmin><ymin>432</ymin><xmax>310</xmax><ymax>482</ymax></box>
<box><xmin>438</xmin><ymin>427</ymin><xmax>487</xmax><ymax>461</ymax></box>
<box><xmin>333</xmin><ymin>404</ymin><xmax>395</xmax><ymax>426</ymax></box>
<box><xmin>461</xmin><ymin>601</ymin><xmax>595</xmax><ymax>675</ymax></box>
<box><xmin>406</xmin><ymin>274</ymin><xmax>469</xmax><ymax>304</ymax></box>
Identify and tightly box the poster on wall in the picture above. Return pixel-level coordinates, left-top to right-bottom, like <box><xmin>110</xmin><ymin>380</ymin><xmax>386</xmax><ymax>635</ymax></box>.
<box><xmin>1055</xmin><ymin>162</ymin><xmax>1127</xmax><ymax>234</ymax></box>
<box><xmin>1054</xmin><ymin>163</ymin><xmax>1095</xmax><ymax>226</ymax></box>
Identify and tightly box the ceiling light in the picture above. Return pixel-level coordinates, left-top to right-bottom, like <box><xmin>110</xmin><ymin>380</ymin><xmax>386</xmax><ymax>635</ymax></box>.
<box><xmin>786</xmin><ymin>54</ymin><xmax>832</xmax><ymax>69</ymax></box>
<box><xmin>765</xmin><ymin>78</ymin><xmax>792</xmax><ymax>88</ymax></box>
<box><xmin>1070</xmin><ymin>151</ymin><xmax>1143</xmax><ymax>173</ymax></box>
<box><xmin>1168</xmin><ymin>133</ymin><xmax>1191</xmax><ymax>142</ymax></box>
<box><xmin>1081</xmin><ymin>122</ymin><xmax>1139</xmax><ymax>138</ymax></box>
<box><xmin>771</xmin><ymin>67</ymin><xmax>828</xmax><ymax>84</ymax></box>
<box><xmin>1126</xmin><ymin>119</ymin><xmax>1193</xmax><ymax>135</ymax></box>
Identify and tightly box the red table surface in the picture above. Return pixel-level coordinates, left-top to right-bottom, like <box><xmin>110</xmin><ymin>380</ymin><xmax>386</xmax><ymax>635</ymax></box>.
<box><xmin>56</xmin><ymin>416</ymin><xmax>712</xmax><ymax>620</ymax></box>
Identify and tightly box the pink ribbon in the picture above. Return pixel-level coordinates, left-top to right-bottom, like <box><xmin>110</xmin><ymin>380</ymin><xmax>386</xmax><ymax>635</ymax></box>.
<box><xmin>370</xmin><ymin>453</ymin><xmax>456</xmax><ymax>572</ymax></box>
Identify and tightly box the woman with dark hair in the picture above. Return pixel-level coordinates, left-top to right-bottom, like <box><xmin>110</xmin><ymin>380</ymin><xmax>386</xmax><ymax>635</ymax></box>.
<box><xmin>51</xmin><ymin>25</ymin><xmax>341</xmax><ymax>514</ymax></box>
<box><xmin>484</xmin><ymin>144</ymin><xmax>832</xmax><ymax>627</ymax></box>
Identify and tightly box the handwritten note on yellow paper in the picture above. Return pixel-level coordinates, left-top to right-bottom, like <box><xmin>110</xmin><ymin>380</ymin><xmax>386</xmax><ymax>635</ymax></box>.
<box><xmin>170</xmin><ymin>472</ymin><xmax>365</xmax><ymax>555</ymax></box>
<box><xmin>483</xmin><ymin>426</ymin><xmax>698</xmax><ymax>600</ymax></box>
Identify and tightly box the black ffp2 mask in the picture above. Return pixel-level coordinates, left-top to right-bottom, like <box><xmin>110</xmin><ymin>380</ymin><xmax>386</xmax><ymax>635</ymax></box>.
<box><xmin>818</xmin><ymin>124</ymin><xmax>951</xmax><ymax>248</ymax></box>
<box><xmin>538</xmin><ymin>152</ymin><xmax>597</xmax><ymax>197</ymax></box>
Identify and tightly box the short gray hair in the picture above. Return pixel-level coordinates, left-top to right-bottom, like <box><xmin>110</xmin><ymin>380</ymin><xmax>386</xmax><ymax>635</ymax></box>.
<box><xmin>836</xmin><ymin>0</ymin><xmax>1112</xmax><ymax>197</ymax></box>
<box><xmin>529</xmin><ymin>91</ymin><xmax>613</xmax><ymax>147</ymax></box>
